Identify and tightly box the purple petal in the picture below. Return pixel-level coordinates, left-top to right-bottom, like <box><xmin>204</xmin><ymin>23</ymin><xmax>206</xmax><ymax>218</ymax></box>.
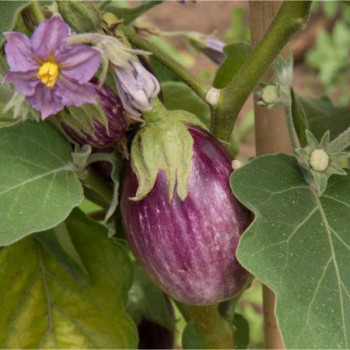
<box><xmin>55</xmin><ymin>76</ymin><xmax>97</xmax><ymax>107</ymax></box>
<box><xmin>31</xmin><ymin>14</ymin><xmax>70</xmax><ymax>60</ymax></box>
<box><xmin>3</xmin><ymin>70</ymin><xmax>40</xmax><ymax>97</ymax></box>
<box><xmin>26</xmin><ymin>84</ymin><xmax>64</xmax><ymax>119</ymax></box>
<box><xmin>59</xmin><ymin>45</ymin><xmax>101</xmax><ymax>83</ymax></box>
<box><xmin>4</xmin><ymin>32</ymin><xmax>38</xmax><ymax>72</ymax></box>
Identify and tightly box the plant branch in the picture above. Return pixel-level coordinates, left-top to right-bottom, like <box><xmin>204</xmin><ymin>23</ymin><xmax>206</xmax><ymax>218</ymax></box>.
<box><xmin>189</xmin><ymin>305</ymin><xmax>234</xmax><ymax>349</ymax></box>
<box><xmin>120</xmin><ymin>25</ymin><xmax>210</xmax><ymax>101</ymax></box>
<box><xmin>211</xmin><ymin>0</ymin><xmax>311</xmax><ymax>141</ymax></box>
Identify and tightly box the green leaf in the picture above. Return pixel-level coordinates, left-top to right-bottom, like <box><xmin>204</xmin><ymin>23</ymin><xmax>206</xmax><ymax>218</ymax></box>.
<box><xmin>104</xmin><ymin>1</ymin><xmax>162</xmax><ymax>25</ymax></box>
<box><xmin>232</xmin><ymin>154</ymin><xmax>350</xmax><ymax>349</ymax></box>
<box><xmin>0</xmin><ymin>121</ymin><xmax>83</xmax><ymax>246</ymax></box>
<box><xmin>162</xmin><ymin>81</ymin><xmax>211</xmax><ymax>127</ymax></box>
<box><xmin>36</xmin><ymin>223</ymin><xmax>89</xmax><ymax>285</ymax></box>
<box><xmin>233</xmin><ymin>313</ymin><xmax>249</xmax><ymax>349</ymax></box>
<box><xmin>182</xmin><ymin>322</ymin><xmax>205</xmax><ymax>350</ymax></box>
<box><xmin>0</xmin><ymin>1</ymin><xmax>29</xmax><ymax>44</ymax></box>
<box><xmin>128</xmin><ymin>264</ymin><xmax>174</xmax><ymax>330</ymax></box>
<box><xmin>0</xmin><ymin>208</ymin><xmax>138</xmax><ymax>349</ymax></box>
<box><xmin>213</xmin><ymin>43</ymin><xmax>251</xmax><ymax>89</ymax></box>
<box><xmin>292</xmin><ymin>91</ymin><xmax>350</xmax><ymax>147</ymax></box>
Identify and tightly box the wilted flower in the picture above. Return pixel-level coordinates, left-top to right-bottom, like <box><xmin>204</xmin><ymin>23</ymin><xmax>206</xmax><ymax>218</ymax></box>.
<box><xmin>114</xmin><ymin>61</ymin><xmax>160</xmax><ymax>116</ymax></box>
<box><xmin>61</xmin><ymin>79</ymin><xmax>127</xmax><ymax>149</ymax></box>
<box><xmin>201</xmin><ymin>37</ymin><xmax>226</xmax><ymax>65</ymax></box>
<box><xmin>3</xmin><ymin>15</ymin><xmax>101</xmax><ymax>119</ymax></box>
<box><xmin>161</xmin><ymin>31</ymin><xmax>226</xmax><ymax>65</ymax></box>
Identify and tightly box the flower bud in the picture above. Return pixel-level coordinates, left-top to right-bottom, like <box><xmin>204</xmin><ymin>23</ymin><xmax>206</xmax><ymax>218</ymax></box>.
<box><xmin>114</xmin><ymin>61</ymin><xmax>160</xmax><ymax>116</ymax></box>
<box><xmin>309</xmin><ymin>149</ymin><xmax>329</xmax><ymax>172</ymax></box>
<box><xmin>61</xmin><ymin>79</ymin><xmax>127</xmax><ymax>150</ymax></box>
<box><xmin>58</xmin><ymin>1</ymin><xmax>101</xmax><ymax>33</ymax></box>
<box><xmin>261</xmin><ymin>85</ymin><xmax>280</xmax><ymax>105</ymax></box>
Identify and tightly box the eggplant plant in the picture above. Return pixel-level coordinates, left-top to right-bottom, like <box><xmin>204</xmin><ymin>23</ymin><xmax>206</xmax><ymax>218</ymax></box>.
<box><xmin>0</xmin><ymin>1</ymin><xmax>350</xmax><ymax>349</ymax></box>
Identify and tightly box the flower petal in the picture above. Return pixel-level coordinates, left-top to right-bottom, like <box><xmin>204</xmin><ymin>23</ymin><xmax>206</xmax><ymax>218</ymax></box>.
<box><xmin>31</xmin><ymin>14</ymin><xmax>70</xmax><ymax>60</ymax></box>
<box><xmin>55</xmin><ymin>76</ymin><xmax>97</xmax><ymax>107</ymax></box>
<box><xmin>26</xmin><ymin>84</ymin><xmax>64</xmax><ymax>119</ymax></box>
<box><xmin>59</xmin><ymin>45</ymin><xmax>101</xmax><ymax>83</ymax></box>
<box><xmin>4</xmin><ymin>32</ymin><xmax>38</xmax><ymax>71</ymax></box>
<box><xmin>3</xmin><ymin>70</ymin><xmax>40</xmax><ymax>97</ymax></box>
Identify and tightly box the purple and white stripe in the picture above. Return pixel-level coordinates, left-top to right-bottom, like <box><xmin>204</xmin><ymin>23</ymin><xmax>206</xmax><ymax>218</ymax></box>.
<box><xmin>121</xmin><ymin>126</ymin><xmax>250</xmax><ymax>305</ymax></box>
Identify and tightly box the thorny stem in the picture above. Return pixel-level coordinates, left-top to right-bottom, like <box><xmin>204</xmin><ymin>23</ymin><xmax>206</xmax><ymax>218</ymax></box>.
<box><xmin>29</xmin><ymin>0</ymin><xmax>46</xmax><ymax>25</ymax></box>
<box><xmin>120</xmin><ymin>24</ymin><xmax>210</xmax><ymax>101</ymax></box>
<box><xmin>211</xmin><ymin>0</ymin><xmax>311</xmax><ymax>141</ymax></box>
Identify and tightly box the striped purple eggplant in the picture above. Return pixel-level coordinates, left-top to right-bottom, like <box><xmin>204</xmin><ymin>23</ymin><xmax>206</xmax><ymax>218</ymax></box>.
<box><xmin>121</xmin><ymin>126</ymin><xmax>251</xmax><ymax>305</ymax></box>
<box><xmin>62</xmin><ymin>79</ymin><xmax>127</xmax><ymax>150</ymax></box>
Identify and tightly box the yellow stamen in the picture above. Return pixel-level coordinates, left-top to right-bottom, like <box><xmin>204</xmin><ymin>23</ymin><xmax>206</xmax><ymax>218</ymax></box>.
<box><xmin>38</xmin><ymin>61</ymin><xmax>59</xmax><ymax>87</ymax></box>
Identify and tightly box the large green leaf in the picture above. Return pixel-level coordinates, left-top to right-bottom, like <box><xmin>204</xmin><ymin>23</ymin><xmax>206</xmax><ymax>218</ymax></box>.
<box><xmin>0</xmin><ymin>1</ymin><xmax>29</xmax><ymax>44</ymax></box>
<box><xmin>128</xmin><ymin>264</ymin><xmax>174</xmax><ymax>330</ymax></box>
<box><xmin>0</xmin><ymin>121</ymin><xmax>83</xmax><ymax>246</ymax></box>
<box><xmin>0</xmin><ymin>209</ymin><xmax>138</xmax><ymax>349</ymax></box>
<box><xmin>232</xmin><ymin>154</ymin><xmax>350</xmax><ymax>349</ymax></box>
<box><xmin>292</xmin><ymin>91</ymin><xmax>350</xmax><ymax>147</ymax></box>
<box><xmin>162</xmin><ymin>81</ymin><xmax>211</xmax><ymax>127</ymax></box>
<box><xmin>213</xmin><ymin>42</ymin><xmax>251</xmax><ymax>89</ymax></box>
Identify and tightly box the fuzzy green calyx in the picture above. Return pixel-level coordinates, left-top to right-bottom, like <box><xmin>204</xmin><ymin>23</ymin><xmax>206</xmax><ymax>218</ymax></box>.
<box><xmin>295</xmin><ymin>130</ymin><xmax>350</xmax><ymax>195</ymax></box>
<box><xmin>131</xmin><ymin>104</ymin><xmax>206</xmax><ymax>202</ymax></box>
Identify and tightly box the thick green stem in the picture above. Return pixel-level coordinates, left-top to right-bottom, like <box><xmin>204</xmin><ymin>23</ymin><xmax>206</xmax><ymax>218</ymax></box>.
<box><xmin>29</xmin><ymin>0</ymin><xmax>46</xmax><ymax>24</ymax></box>
<box><xmin>211</xmin><ymin>0</ymin><xmax>311</xmax><ymax>141</ymax></box>
<box><xmin>120</xmin><ymin>25</ymin><xmax>210</xmax><ymax>100</ymax></box>
<box><xmin>189</xmin><ymin>305</ymin><xmax>234</xmax><ymax>349</ymax></box>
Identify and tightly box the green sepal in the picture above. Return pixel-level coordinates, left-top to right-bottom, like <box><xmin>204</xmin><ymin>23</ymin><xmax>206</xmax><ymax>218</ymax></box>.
<box><xmin>56</xmin><ymin>102</ymin><xmax>109</xmax><ymax>143</ymax></box>
<box><xmin>58</xmin><ymin>1</ymin><xmax>101</xmax><ymax>33</ymax></box>
<box><xmin>131</xmin><ymin>102</ymin><xmax>206</xmax><ymax>202</ymax></box>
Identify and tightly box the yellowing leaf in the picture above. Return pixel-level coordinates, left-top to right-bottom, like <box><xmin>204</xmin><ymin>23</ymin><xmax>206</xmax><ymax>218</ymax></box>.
<box><xmin>0</xmin><ymin>209</ymin><xmax>138</xmax><ymax>349</ymax></box>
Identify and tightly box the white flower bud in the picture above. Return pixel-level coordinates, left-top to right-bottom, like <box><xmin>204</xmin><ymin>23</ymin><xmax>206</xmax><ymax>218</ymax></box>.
<box><xmin>261</xmin><ymin>85</ymin><xmax>279</xmax><ymax>105</ymax></box>
<box><xmin>232</xmin><ymin>160</ymin><xmax>243</xmax><ymax>170</ymax></box>
<box><xmin>309</xmin><ymin>149</ymin><xmax>329</xmax><ymax>172</ymax></box>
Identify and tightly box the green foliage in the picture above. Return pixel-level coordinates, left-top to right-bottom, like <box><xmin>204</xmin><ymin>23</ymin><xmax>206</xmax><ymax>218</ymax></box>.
<box><xmin>182</xmin><ymin>313</ymin><xmax>249</xmax><ymax>349</ymax></box>
<box><xmin>306</xmin><ymin>6</ymin><xmax>350</xmax><ymax>104</ymax></box>
<box><xmin>0</xmin><ymin>1</ymin><xmax>29</xmax><ymax>44</ymax></box>
<box><xmin>232</xmin><ymin>154</ymin><xmax>350</xmax><ymax>349</ymax></box>
<box><xmin>128</xmin><ymin>264</ymin><xmax>174</xmax><ymax>330</ymax></box>
<box><xmin>292</xmin><ymin>91</ymin><xmax>350</xmax><ymax>146</ymax></box>
<box><xmin>182</xmin><ymin>323</ymin><xmax>205</xmax><ymax>349</ymax></box>
<box><xmin>162</xmin><ymin>81</ymin><xmax>211</xmax><ymax>127</ymax></box>
<box><xmin>104</xmin><ymin>1</ymin><xmax>162</xmax><ymax>25</ymax></box>
<box><xmin>233</xmin><ymin>313</ymin><xmax>250</xmax><ymax>349</ymax></box>
<box><xmin>0</xmin><ymin>121</ymin><xmax>83</xmax><ymax>246</ymax></box>
<box><xmin>225</xmin><ymin>6</ymin><xmax>250</xmax><ymax>44</ymax></box>
<box><xmin>36</xmin><ymin>223</ymin><xmax>89</xmax><ymax>284</ymax></box>
<box><xmin>213</xmin><ymin>43</ymin><xmax>251</xmax><ymax>89</ymax></box>
<box><xmin>0</xmin><ymin>209</ymin><xmax>137</xmax><ymax>349</ymax></box>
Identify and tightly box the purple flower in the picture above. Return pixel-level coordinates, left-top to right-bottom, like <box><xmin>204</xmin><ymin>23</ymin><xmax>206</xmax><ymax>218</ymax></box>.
<box><xmin>3</xmin><ymin>15</ymin><xmax>101</xmax><ymax>119</ymax></box>
<box><xmin>114</xmin><ymin>61</ymin><xmax>160</xmax><ymax>116</ymax></box>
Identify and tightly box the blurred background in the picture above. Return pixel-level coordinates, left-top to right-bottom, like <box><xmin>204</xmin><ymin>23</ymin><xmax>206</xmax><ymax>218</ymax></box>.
<box><xmin>84</xmin><ymin>1</ymin><xmax>350</xmax><ymax>348</ymax></box>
